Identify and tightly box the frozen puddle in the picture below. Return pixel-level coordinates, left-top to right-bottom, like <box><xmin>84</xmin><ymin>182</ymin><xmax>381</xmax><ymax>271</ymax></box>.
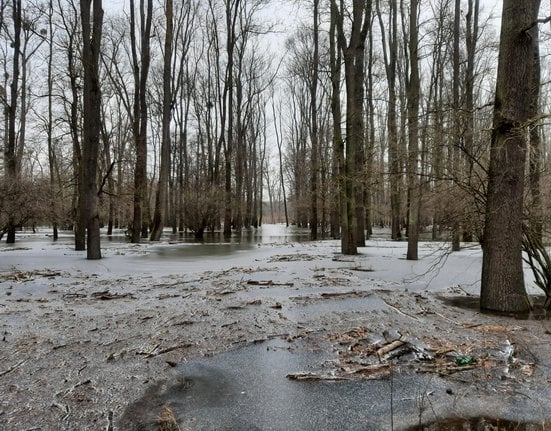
<box><xmin>120</xmin><ymin>338</ymin><xmax>550</xmax><ymax>430</ymax></box>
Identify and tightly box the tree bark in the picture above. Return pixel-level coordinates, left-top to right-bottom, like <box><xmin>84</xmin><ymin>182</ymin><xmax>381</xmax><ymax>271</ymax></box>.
<box><xmin>332</xmin><ymin>0</ymin><xmax>371</xmax><ymax>254</ymax></box>
<box><xmin>4</xmin><ymin>0</ymin><xmax>21</xmax><ymax>244</ymax></box>
<box><xmin>309</xmin><ymin>0</ymin><xmax>319</xmax><ymax>240</ymax></box>
<box><xmin>451</xmin><ymin>0</ymin><xmax>461</xmax><ymax>252</ymax></box>
<box><xmin>150</xmin><ymin>0</ymin><xmax>174</xmax><ymax>241</ymax></box>
<box><xmin>376</xmin><ymin>0</ymin><xmax>401</xmax><ymax>240</ymax></box>
<box><xmin>130</xmin><ymin>0</ymin><xmax>153</xmax><ymax>243</ymax></box>
<box><xmin>406</xmin><ymin>0</ymin><xmax>420</xmax><ymax>260</ymax></box>
<box><xmin>79</xmin><ymin>0</ymin><xmax>103</xmax><ymax>259</ymax></box>
<box><xmin>480</xmin><ymin>0</ymin><xmax>540</xmax><ymax>313</ymax></box>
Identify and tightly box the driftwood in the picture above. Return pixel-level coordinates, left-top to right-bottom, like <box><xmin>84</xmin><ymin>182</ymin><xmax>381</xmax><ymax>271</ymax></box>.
<box><xmin>0</xmin><ymin>359</ymin><xmax>26</xmax><ymax>377</ymax></box>
<box><xmin>376</xmin><ymin>340</ymin><xmax>406</xmax><ymax>358</ymax></box>
<box><xmin>136</xmin><ymin>342</ymin><xmax>192</xmax><ymax>358</ymax></box>
<box><xmin>91</xmin><ymin>291</ymin><xmax>134</xmax><ymax>300</ymax></box>
<box><xmin>287</xmin><ymin>364</ymin><xmax>391</xmax><ymax>381</ymax></box>
<box><xmin>246</xmin><ymin>280</ymin><xmax>295</xmax><ymax>287</ymax></box>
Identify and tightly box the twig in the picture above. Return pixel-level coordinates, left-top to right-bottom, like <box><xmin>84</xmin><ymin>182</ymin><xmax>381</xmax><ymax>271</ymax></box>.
<box><xmin>143</xmin><ymin>343</ymin><xmax>192</xmax><ymax>358</ymax></box>
<box><xmin>0</xmin><ymin>359</ymin><xmax>26</xmax><ymax>377</ymax></box>
<box><xmin>382</xmin><ymin>299</ymin><xmax>421</xmax><ymax>322</ymax></box>
<box><xmin>56</xmin><ymin>379</ymin><xmax>92</xmax><ymax>399</ymax></box>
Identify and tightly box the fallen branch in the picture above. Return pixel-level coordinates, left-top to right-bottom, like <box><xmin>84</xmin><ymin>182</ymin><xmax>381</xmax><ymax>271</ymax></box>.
<box><xmin>417</xmin><ymin>363</ymin><xmax>478</xmax><ymax>376</ymax></box>
<box><xmin>381</xmin><ymin>299</ymin><xmax>421</xmax><ymax>322</ymax></box>
<box><xmin>0</xmin><ymin>359</ymin><xmax>26</xmax><ymax>377</ymax></box>
<box><xmin>142</xmin><ymin>343</ymin><xmax>192</xmax><ymax>358</ymax></box>
<box><xmin>349</xmin><ymin>267</ymin><xmax>374</xmax><ymax>272</ymax></box>
<box><xmin>56</xmin><ymin>379</ymin><xmax>92</xmax><ymax>399</ymax></box>
<box><xmin>377</xmin><ymin>340</ymin><xmax>405</xmax><ymax>358</ymax></box>
<box><xmin>287</xmin><ymin>372</ymin><xmax>347</xmax><ymax>381</ymax></box>
<box><xmin>91</xmin><ymin>291</ymin><xmax>134</xmax><ymax>300</ymax></box>
<box><xmin>246</xmin><ymin>280</ymin><xmax>295</xmax><ymax>287</ymax></box>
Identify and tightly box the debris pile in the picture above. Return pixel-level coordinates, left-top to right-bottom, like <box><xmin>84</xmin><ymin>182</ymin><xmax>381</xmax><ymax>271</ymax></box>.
<box><xmin>287</xmin><ymin>326</ymin><xmax>536</xmax><ymax>381</ymax></box>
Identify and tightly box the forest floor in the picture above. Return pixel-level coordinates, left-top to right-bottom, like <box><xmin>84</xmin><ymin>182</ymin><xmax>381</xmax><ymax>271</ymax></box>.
<box><xmin>1</xmin><ymin>226</ymin><xmax>551</xmax><ymax>430</ymax></box>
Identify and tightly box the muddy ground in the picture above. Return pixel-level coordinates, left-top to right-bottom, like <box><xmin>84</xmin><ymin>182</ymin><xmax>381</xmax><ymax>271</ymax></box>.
<box><xmin>1</xmin><ymin>239</ymin><xmax>551</xmax><ymax>430</ymax></box>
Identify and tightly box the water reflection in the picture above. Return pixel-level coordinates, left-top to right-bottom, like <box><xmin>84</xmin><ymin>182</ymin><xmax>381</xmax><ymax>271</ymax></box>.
<box><xmin>147</xmin><ymin>224</ymin><xmax>312</xmax><ymax>259</ymax></box>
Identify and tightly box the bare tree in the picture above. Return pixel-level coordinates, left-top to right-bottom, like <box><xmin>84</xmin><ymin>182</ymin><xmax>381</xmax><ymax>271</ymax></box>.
<box><xmin>309</xmin><ymin>0</ymin><xmax>319</xmax><ymax>240</ymax></box>
<box><xmin>332</xmin><ymin>0</ymin><xmax>372</xmax><ymax>254</ymax></box>
<box><xmin>406</xmin><ymin>0</ymin><xmax>420</xmax><ymax>260</ymax></box>
<box><xmin>79</xmin><ymin>0</ymin><xmax>103</xmax><ymax>259</ymax></box>
<box><xmin>129</xmin><ymin>0</ymin><xmax>153</xmax><ymax>243</ymax></box>
<box><xmin>150</xmin><ymin>0</ymin><xmax>174</xmax><ymax>241</ymax></box>
<box><xmin>480</xmin><ymin>0</ymin><xmax>541</xmax><ymax>313</ymax></box>
<box><xmin>376</xmin><ymin>0</ymin><xmax>401</xmax><ymax>240</ymax></box>
<box><xmin>4</xmin><ymin>0</ymin><xmax>21</xmax><ymax>244</ymax></box>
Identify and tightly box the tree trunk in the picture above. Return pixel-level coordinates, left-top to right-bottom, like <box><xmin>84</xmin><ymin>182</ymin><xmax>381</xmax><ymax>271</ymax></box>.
<box><xmin>4</xmin><ymin>0</ymin><xmax>21</xmax><ymax>244</ymax></box>
<box><xmin>480</xmin><ymin>0</ymin><xmax>540</xmax><ymax>313</ymax></box>
<box><xmin>406</xmin><ymin>0</ymin><xmax>420</xmax><ymax>260</ymax></box>
<box><xmin>376</xmin><ymin>0</ymin><xmax>401</xmax><ymax>240</ymax></box>
<box><xmin>332</xmin><ymin>0</ymin><xmax>371</xmax><ymax>255</ymax></box>
<box><xmin>130</xmin><ymin>0</ymin><xmax>153</xmax><ymax>243</ymax></box>
<box><xmin>150</xmin><ymin>0</ymin><xmax>174</xmax><ymax>241</ymax></box>
<box><xmin>309</xmin><ymin>0</ymin><xmax>319</xmax><ymax>241</ymax></box>
<box><xmin>79</xmin><ymin>0</ymin><xmax>103</xmax><ymax>260</ymax></box>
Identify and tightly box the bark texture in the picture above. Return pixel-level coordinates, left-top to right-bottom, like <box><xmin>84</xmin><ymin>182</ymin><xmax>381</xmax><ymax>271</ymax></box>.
<box><xmin>480</xmin><ymin>0</ymin><xmax>540</xmax><ymax>312</ymax></box>
<box><xmin>79</xmin><ymin>0</ymin><xmax>103</xmax><ymax>259</ymax></box>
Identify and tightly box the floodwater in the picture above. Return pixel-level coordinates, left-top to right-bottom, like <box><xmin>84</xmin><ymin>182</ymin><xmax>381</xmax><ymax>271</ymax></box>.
<box><xmin>440</xmin><ymin>295</ymin><xmax>551</xmax><ymax>321</ymax></box>
<box><xmin>147</xmin><ymin>224</ymin><xmax>312</xmax><ymax>259</ymax></box>
<box><xmin>404</xmin><ymin>417</ymin><xmax>551</xmax><ymax>430</ymax></box>
<box><xmin>122</xmin><ymin>337</ymin><xmax>551</xmax><ymax>431</ymax></box>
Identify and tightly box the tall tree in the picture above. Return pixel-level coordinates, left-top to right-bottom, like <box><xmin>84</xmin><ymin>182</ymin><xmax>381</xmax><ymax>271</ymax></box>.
<box><xmin>129</xmin><ymin>0</ymin><xmax>153</xmax><ymax>243</ymax></box>
<box><xmin>79</xmin><ymin>0</ymin><xmax>103</xmax><ymax>259</ymax></box>
<box><xmin>406</xmin><ymin>0</ymin><xmax>420</xmax><ymax>260</ymax></box>
<box><xmin>376</xmin><ymin>0</ymin><xmax>401</xmax><ymax>240</ymax></box>
<box><xmin>4</xmin><ymin>0</ymin><xmax>21</xmax><ymax>244</ymax></box>
<box><xmin>46</xmin><ymin>0</ymin><xmax>58</xmax><ymax>241</ymax></box>
<box><xmin>332</xmin><ymin>0</ymin><xmax>371</xmax><ymax>254</ymax></box>
<box><xmin>480</xmin><ymin>0</ymin><xmax>541</xmax><ymax>312</ymax></box>
<box><xmin>451</xmin><ymin>0</ymin><xmax>461</xmax><ymax>251</ymax></box>
<box><xmin>150</xmin><ymin>0</ymin><xmax>174</xmax><ymax>241</ymax></box>
<box><xmin>309</xmin><ymin>0</ymin><xmax>319</xmax><ymax>240</ymax></box>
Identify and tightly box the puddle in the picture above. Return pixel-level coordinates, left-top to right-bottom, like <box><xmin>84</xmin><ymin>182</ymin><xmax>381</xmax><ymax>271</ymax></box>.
<box><xmin>404</xmin><ymin>417</ymin><xmax>551</xmax><ymax>430</ymax></box>
<box><xmin>440</xmin><ymin>295</ymin><xmax>551</xmax><ymax>320</ymax></box>
<box><xmin>120</xmin><ymin>338</ymin><xmax>551</xmax><ymax>430</ymax></box>
<box><xmin>282</xmin><ymin>295</ymin><xmax>390</xmax><ymax>320</ymax></box>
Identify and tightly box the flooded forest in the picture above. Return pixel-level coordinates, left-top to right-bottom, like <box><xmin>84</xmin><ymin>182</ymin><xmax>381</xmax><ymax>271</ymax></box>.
<box><xmin>2</xmin><ymin>0</ymin><xmax>551</xmax><ymax>430</ymax></box>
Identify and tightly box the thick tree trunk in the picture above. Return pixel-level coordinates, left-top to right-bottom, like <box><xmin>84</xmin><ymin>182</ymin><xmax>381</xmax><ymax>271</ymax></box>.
<box><xmin>480</xmin><ymin>0</ymin><xmax>540</xmax><ymax>313</ymax></box>
<box><xmin>4</xmin><ymin>0</ymin><xmax>21</xmax><ymax>244</ymax></box>
<box><xmin>130</xmin><ymin>0</ymin><xmax>153</xmax><ymax>243</ymax></box>
<box><xmin>150</xmin><ymin>0</ymin><xmax>174</xmax><ymax>241</ymax></box>
<box><xmin>332</xmin><ymin>0</ymin><xmax>371</xmax><ymax>255</ymax></box>
<box><xmin>79</xmin><ymin>0</ymin><xmax>103</xmax><ymax>260</ymax></box>
<box><xmin>309</xmin><ymin>0</ymin><xmax>319</xmax><ymax>241</ymax></box>
<box><xmin>406</xmin><ymin>0</ymin><xmax>420</xmax><ymax>260</ymax></box>
<box><xmin>451</xmin><ymin>0</ymin><xmax>461</xmax><ymax>252</ymax></box>
<box><xmin>376</xmin><ymin>0</ymin><xmax>400</xmax><ymax>240</ymax></box>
